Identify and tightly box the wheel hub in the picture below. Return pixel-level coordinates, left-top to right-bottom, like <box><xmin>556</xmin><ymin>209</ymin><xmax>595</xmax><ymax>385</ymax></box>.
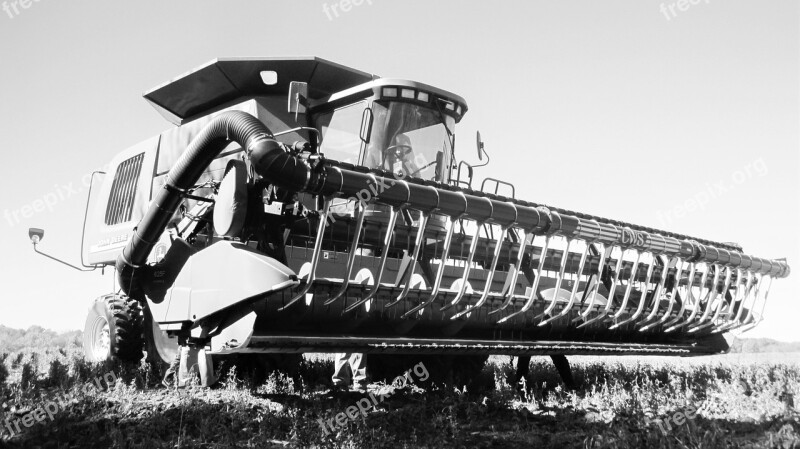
<box><xmin>91</xmin><ymin>317</ymin><xmax>111</xmax><ymax>360</ymax></box>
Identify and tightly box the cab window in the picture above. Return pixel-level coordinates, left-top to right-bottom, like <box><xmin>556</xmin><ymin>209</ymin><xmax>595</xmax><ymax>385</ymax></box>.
<box><xmin>313</xmin><ymin>101</ymin><xmax>366</xmax><ymax>165</ymax></box>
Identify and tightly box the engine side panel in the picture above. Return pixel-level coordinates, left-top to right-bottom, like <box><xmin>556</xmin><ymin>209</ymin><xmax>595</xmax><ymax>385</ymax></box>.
<box><xmin>83</xmin><ymin>136</ymin><xmax>159</xmax><ymax>265</ymax></box>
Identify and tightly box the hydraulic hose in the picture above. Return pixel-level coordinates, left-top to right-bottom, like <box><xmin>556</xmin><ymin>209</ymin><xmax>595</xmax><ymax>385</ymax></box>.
<box><xmin>116</xmin><ymin>111</ymin><xmax>310</xmax><ymax>298</ymax></box>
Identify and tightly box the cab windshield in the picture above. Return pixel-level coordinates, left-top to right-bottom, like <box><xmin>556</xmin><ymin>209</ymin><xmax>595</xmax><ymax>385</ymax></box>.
<box><xmin>365</xmin><ymin>101</ymin><xmax>453</xmax><ymax>183</ymax></box>
<box><xmin>314</xmin><ymin>100</ymin><xmax>455</xmax><ymax>183</ymax></box>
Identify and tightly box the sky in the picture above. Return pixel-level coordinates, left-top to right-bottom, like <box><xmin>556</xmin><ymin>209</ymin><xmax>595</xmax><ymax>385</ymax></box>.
<box><xmin>0</xmin><ymin>1</ymin><xmax>797</xmax><ymax>341</ymax></box>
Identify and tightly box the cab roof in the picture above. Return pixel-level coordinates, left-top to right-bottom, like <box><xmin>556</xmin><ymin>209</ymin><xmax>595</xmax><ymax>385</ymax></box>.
<box><xmin>144</xmin><ymin>57</ymin><xmax>469</xmax><ymax>125</ymax></box>
<box><xmin>144</xmin><ymin>57</ymin><xmax>377</xmax><ymax>125</ymax></box>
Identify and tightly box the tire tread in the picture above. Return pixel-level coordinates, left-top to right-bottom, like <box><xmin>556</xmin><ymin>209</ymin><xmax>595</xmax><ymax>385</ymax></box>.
<box><xmin>105</xmin><ymin>294</ymin><xmax>144</xmax><ymax>362</ymax></box>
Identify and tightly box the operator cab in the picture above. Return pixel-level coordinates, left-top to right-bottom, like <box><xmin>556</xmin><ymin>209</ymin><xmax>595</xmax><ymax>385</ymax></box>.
<box><xmin>308</xmin><ymin>79</ymin><xmax>467</xmax><ymax>185</ymax></box>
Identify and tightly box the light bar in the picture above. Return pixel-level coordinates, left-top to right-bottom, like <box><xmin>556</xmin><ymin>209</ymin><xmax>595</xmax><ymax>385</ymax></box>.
<box><xmin>379</xmin><ymin>86</ymin><xmax>463</xmax><ymax>115</ymax></box>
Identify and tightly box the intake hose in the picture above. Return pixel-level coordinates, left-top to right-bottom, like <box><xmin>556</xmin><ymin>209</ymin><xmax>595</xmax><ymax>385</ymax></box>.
<box><xmin>116</xmin><ymin>111</ymin><xmax>311</xmax><ymax>298</ymax></box>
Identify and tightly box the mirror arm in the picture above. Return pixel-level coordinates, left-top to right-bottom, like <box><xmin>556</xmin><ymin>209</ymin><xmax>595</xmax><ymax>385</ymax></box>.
<box><xmin>32</xmin><ymin>242</ymin><xmax>98</xmax><ymax>272</ymax></box>
<box><xmin>272</xmin><ymin>127</ymin><xmax>322</xmax><ymax>149</ymax></box>
<box><xmin>473</xmin><ymin>149</ymin><xmax>490</xmax><ymax>168</ymax></box>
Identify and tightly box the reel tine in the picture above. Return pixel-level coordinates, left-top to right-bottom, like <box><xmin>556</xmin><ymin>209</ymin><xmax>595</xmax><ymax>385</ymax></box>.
<box><xmin>714</xmin><ymin>266</ymin><xmax>735</xmax><ymax>321</ymax></box>
<box><xmin>689</xmin><ymin>263</ymin><xmax>722</xmax><ymax>328</ymax></box>
<box><xmin>665</xmin><ymin>263</ymin><xmax>709</xmax><ymax>332</ymax></box>
<box><xmin>714</xmin><ymin>268</ymin><xmax>744</xmax><ymax>332</ymax></box>
<box><xmin>752</xmin><ymin>275</ymin><xmax>773</xmax><ymax>327</ymax></box>
<box><xmin>636</xmin><ymin>256</ymin><xmax>671</xmax><ymax>328</ymax></box>
<box><xmin>496</xmin><ymin>235</ymin><xmax>551</xmax><ymax>324</ymax></box>
<box><xmin>690</xmin><ymin>265</ymin><xmax>733</xmax><ymax>333</ymax></box>
<box><xmin>452</xmin><ymin>226</ymin><xmax>509</xmax><ymax>319</ymax></box>
<box><xmin>661</xmin><ymin>261</ymin><xmax>695</xmax><ymax>328</ymax></box>
<box><xmin>343</xmin><ymin>206</ymin><xmax>400</xmax><ymax>313</ymax></box>
<box><xmin>748</xmin><ymin>274</ymin><xmax>768</xmax><ymax>324</ymax></box>
<box><xmin>538</xmin><ymin>240</ymin><xmax>590</xmax><ymax>326</ymax></box>
<box><xmin>572</xmin><ymin>244</ymin><xmax>611</xmax><ymax>323</ymax></box>
<box><xmin>489</xmin><ymin>229</ymin><xmax>529</xmax><ymax>315</ymax></box>
<box><xmin>719</xmin><ymin>270</ymin><xmax>754</xmax><ymax>331</ymax></box>
<box><xmin>684</xmin><ymin>264</ymin><xmax>720</xmax><ymax>332</ymax></box>
<box><xmin>737</xmin><ymin>271</ymin><xmax>759</xmax><ymax>328</ymax></box>
<box><xmin>731</xmin><ymin>273</ymin><xmax>765</xmax><ymax>331</ymax></box>
<box><xmin>440</xmin><ymin>220</ymin><xmax>485</xmax><ymax>312</ymax></box>
<box><xmin>533</xmin><ymin>236</ymin><xmax>573</xmax><ymax>323</ymax></box>
<box><xmin>279</xmin><ymin>197</ymin><xmax>333</xmax><ymax>311</ymax></box>
<box><xmin>710</xmin><ymin>269</ymin><xmax>738</xmax><ymax>332</ymax></box>
<box><xmin>402</xmin><ymin>216</ymin><xmax>458</xmax><ymax>318</ymax></box>
<box><xmin>640</xmin><ymin>258</ymin><xmax>686</xmax><ymax>331</ymax></box>
<box><xmin>611</xmin><ymin>250</ymin><xmax>642</xmax><ymax>320</ymax></box>
<box><xmin>324</xmin><ymin>204</ymin><xmax>368</xmax><ymax>305</ymax></box>
<box><xmin>385</xmin><ymin>212</ymin><xmax>431</xmax><ymax>309</ymax></box>
<box><xmin>577</xmin><ymin>246</ymin><xmax>625</xmax><ymax>329</ymax></box>
<box><xmin>737</xmin><ymin>275</ymin><xmax>773</xmax><ymax>332</ymax></box>
<box><xmin>686</xmin><ymin>264</ymin><xmax>720</xmax><ymax>330</ymax></box>
<box><xmin>611</xmin><ymin>252</ymin><xmax>656</xmax><ymax>329</ymax></box>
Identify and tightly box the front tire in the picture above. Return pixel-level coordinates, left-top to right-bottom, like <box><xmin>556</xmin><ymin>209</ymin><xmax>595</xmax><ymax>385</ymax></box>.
<box><xmin>83</xmin><ymin>294</ymin><xmax>144</xmax><ymax>362</ymax></box>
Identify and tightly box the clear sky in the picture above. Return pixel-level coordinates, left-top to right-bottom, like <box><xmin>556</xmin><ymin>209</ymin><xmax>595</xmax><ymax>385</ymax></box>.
<box><xmin>0</xmin><ymin>1</ymin><xmax>797</xmax><ymax>341</ymax></box>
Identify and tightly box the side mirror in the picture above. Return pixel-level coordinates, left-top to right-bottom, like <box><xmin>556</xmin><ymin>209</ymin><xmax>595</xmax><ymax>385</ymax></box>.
<box><xmin>288</xmin><ymin>81</ymin><xmax>309</xmax><ymax>119</ymax></box>
<box><xmin>474</xmin><ymin>130</ymin><xmax>489</xmax><ymax>168</ymax></box>
<box><xmin>28</xmin><ymin>227</ymin><xmax>44</xmax><ymax>244</ymax></box>
<box><xmin>476</xmin><ymin>131</ymin><xmax>484</xmax><ymax>161</ymax></box>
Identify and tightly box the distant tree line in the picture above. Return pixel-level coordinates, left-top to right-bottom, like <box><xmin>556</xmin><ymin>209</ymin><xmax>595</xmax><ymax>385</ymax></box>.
<box><xmin>729</xmin><ymin>337</ymin><xmax>800</xmax><ymax>354</ymax></box>
<box><xmin>0</xmin><ymin>325</ymin><xmax>82</xmax><ymax>353</ymax></box>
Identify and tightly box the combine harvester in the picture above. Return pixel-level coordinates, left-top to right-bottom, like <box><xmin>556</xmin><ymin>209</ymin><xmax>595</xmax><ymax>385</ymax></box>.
<box><xmin>29</xmin><ymin>58</ymin><xmax>791</xmax><ymax>385</ymax></box>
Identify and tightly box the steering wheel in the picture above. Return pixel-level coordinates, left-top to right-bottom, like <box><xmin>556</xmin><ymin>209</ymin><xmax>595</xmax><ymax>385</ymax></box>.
<box><xmin>384</xmin><ymin>144</ymin><xmax>413</xmax><ymax>156</ymax></box>
<box><xmin>382</xmin><ymin>144</ymin><xmax>413</xmax><ymax>169</ymax></box>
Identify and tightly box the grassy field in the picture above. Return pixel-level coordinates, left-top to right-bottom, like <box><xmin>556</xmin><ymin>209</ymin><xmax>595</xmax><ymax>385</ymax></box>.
<box><xmin>1</xmin><ymin>343</ymin><xmax>799</xmax><ymax>448</ymax></box>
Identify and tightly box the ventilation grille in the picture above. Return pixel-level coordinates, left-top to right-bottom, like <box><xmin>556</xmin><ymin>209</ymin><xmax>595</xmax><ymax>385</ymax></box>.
<box><xmin>104</xmin><ymin>153</ymin><xmax>144</xmax><ymax>225</ymax></box>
